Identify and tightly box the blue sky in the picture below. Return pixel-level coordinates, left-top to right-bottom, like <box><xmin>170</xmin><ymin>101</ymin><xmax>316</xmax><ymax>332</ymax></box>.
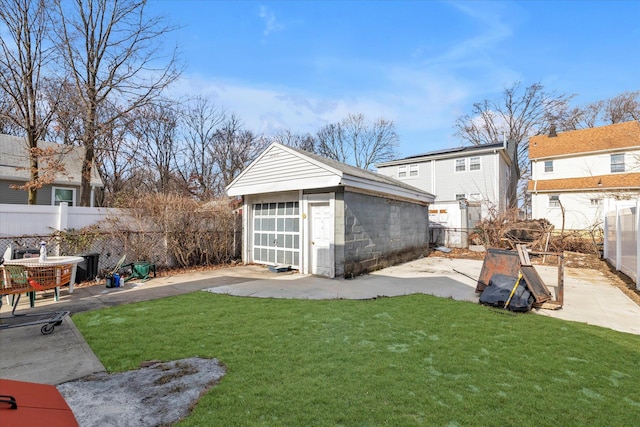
<box><xmin>150</xmin><ymin>0</ymin><xmax>640</xmax><ymax>157</ymax></box>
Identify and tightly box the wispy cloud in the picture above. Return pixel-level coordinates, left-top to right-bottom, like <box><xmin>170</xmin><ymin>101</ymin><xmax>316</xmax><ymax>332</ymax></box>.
<box><xmin>172</xmin><ymin>64</ymin><xmax>469</xmax><ymax>156</ymax></box>
<box><xmin>444</xmin><ymin>2</ymin><xmax>512</xmax><ymax>58</ymax></box>
<box><xmin>415</xmin><ymin>2</ymin><xmax>519</xmax><ymax>93</ymax></box>
<box><xmin>259</xmin><ymin>5</ymin><xmax>283</xmax><ymax>37</ymax></box>
<box><xmin>166</xmin><ymin>3</ymin><xmax>525</xmax><ymax>155</ymax></box>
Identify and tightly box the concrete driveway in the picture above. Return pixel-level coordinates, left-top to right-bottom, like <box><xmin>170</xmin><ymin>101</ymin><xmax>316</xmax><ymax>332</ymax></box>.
<box><xmin>206</xmin><ymin>256</ymin><xmax>640</xmax><ymax>336</ymax></box>
<box><xmin>2</xmin><ymin>256</ymin><xmax>639</xmax><ymax>386</ymax></box>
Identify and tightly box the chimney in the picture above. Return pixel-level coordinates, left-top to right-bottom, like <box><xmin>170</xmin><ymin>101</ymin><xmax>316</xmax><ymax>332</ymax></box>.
<box><xmin>548</xmin><ymin>124</ymin><xmax>557</xmax><ymax>137</ymax></box>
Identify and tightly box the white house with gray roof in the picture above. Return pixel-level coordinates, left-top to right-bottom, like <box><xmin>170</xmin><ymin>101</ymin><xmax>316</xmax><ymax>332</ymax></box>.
<box><xmin>0</xmin><ymin>134</ymin><xmax>104</xmax><ymax>207</ymax></box>
<box><xmin>227</xmin><ymin>142</ymin><xmax>435</xmax><ymax>278</ymax></box>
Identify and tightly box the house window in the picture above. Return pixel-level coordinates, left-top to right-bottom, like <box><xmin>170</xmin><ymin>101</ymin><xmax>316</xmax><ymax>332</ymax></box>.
<box><xmin>590</xmin><ymin>198</ymin><xmax>602</xmax><ymax>206</ymax></box>
<box><xmin>455</xmin><ymin>193</ymin><xmax>466</xmax><ymax>201</ymax></box>
<box><xmin>469</xmin><ymin>157</ymin><xmax>481</xmax><ymax>171</ymax></box>
<box><xmin>398</xmin><ymin>165</ymin><xmax>407</xmax><ymax>178</ymax></box>
<box><xmin>53</xmin><ymin>187</ymin><xmax>75</xmax><ymax>206</ymax></box>
<box><xmin>409</xmin><ymin>164</ymin><xmax>418</xmax><ymax>177</ymax></box>
<box><xmin>611</xmin><ymin>154</ymin><xmax>625</xmax><ymax>173</ymax></box>
<box><xmin>549</xmin><ymin>195</ymin><xmax>560</xmax><ymax>208</ymax></box>
<box><xmin>544</xmin><ymin>161</ymin><xmax>554</xmax><ymax>173</ymax></box>
<box><xmin>455</xmin><ymin>159</ymin><xmax>466</xmax><ymax>172</ymax></box>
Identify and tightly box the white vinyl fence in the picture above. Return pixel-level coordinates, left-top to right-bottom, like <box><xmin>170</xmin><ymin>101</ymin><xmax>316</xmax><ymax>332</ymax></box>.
<box><xmin>1</xmin><ymin>203</ymin><xmax>242</xmax><ymax>272</ymax></box>
<box><xmin>604</xmin><ymin>200</ymin><xmax>640</xmax><ymax>287</ymax></box>
<box><xmin>0</xmin><ymin>202</ymin><xmax>119</xmax><ymax>237</ymax></box>
<box><xmin>0</xmin><ymin>203</ymin><xmax>125</xmax><ymax>271</ymax></box>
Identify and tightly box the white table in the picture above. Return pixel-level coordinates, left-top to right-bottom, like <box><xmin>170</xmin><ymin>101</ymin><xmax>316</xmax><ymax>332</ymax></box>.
<box><xmin>4</xmin><ymin>256</ymin><xmax>85</xmax><ymax>294</ymax></box>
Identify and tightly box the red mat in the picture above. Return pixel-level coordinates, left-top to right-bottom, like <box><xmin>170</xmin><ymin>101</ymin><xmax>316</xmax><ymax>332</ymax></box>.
<box><xmin>0</xmin><ymin>379</ymin><xmax>78</xmax><ymax>427</ymax></box>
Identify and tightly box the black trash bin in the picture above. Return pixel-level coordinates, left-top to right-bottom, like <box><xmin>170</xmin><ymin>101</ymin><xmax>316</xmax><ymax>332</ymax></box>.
<box><xmin>75</xmin><ymin>253</ymin><xmax>100</xmax><ymax>284</ymax></box>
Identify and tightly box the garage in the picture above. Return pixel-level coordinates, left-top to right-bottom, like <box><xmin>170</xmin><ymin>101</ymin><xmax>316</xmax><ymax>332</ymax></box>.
<box><xmin>227</xmin><ymin>143</ymin><xmax>435</xmax><ymax>278</ymax></box>
<box><xmin>251</xmin><ymin>201</ymin><xmax>300</xmax><ymax>268</ymax></box>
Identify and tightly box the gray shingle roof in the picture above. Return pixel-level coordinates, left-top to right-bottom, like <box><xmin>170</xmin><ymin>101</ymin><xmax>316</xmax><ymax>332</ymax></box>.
<box><xmin>0</xmin><ymin>134</ymin><xmax>103</xmax><ymax>186</ymax></box>
<box><xmin>284</xmin><ymin>144</ymin><xmax>434</xmax><ymax>199</ymax></box>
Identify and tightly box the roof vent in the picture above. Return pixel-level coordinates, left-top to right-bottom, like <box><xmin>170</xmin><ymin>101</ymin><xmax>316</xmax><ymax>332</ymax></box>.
<box><xmin>548</xmin><ymin>124</ymin><xmax>557</xmax><ymax>137</ymax></box>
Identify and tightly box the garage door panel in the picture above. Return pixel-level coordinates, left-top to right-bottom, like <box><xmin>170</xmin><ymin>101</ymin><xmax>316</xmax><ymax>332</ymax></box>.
<box><xmin>252</xmin><ymin>201</ymin><xmax>300</xmax><ymax>268</ymax></box>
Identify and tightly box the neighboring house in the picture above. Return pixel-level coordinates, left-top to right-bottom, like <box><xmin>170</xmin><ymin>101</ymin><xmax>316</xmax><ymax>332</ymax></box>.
<box><xmin>527</xmin><ymin>120</ymin><xmax>640</xmax><ymax>231</ymax></box>
<box><xmin>376</xmin><ymin>142</ymin><xmax>513</xmax><ymax>247</ymax></box>
<box><xmin>0</xmin><ymin>134</ymin><xmax>104</xmax><ymax>207</ymax></box>
<box><xmin>226</xmin><ymin>142</ymin><xmax>435</xmax><ymax>278</ymax></box>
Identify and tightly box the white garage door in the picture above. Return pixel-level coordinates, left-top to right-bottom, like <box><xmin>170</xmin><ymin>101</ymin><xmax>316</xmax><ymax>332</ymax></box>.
<box><xmin>252</xmin><ymin>201</ymin><xmax>300</xmax><ymax>268</ymax></box>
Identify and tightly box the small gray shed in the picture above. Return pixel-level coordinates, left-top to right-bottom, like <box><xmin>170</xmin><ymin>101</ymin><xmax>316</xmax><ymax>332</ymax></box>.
<box><xmin>226</xmin><ymin>143</ymin><xmax>435</xmax><ymax>278</ymax></box>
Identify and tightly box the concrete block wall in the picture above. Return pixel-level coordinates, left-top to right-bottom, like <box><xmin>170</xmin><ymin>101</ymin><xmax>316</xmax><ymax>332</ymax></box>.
<box><xmin>342</xmin><ymin>191</ymin><xmax>429</xmax><ymax>277</ymax></box>
<box><xmin>333</xmin><ymin>191</ymin><xmax>346</xmax><ymax>277</ymax></box>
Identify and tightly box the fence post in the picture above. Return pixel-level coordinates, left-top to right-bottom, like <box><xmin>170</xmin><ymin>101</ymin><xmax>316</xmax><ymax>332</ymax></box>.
<box><xmin>615</xmin><ymin>205</ymin><xmax>622</xmax><ymax>271</ymax></box>
<box><xmin>57</xmin><ymin>202</ymin><xmax>69</xmax><ymax>232</ymax></box>
<box><xmin>636</xmin><ymin>200</ymin><xmax>640</xmax><ymax>289</ymax></box>
<box><xmin>603</xmin><ymin>212</ymin><xmax>609</xmax><ymax>261</ymax></box>
<box><xmin>56</xmin><ymin>202</ymin><xmax>69</xmax><ymax>256</ymax></box>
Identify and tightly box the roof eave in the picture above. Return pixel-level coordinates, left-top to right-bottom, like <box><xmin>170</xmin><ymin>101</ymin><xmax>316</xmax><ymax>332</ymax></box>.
<box><xmin>342</xmin><ymin>174</ymin><xmax>435</xmax><ymax>204</ymax></box>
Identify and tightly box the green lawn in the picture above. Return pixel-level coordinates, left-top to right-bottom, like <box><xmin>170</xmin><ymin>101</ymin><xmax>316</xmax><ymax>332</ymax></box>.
<box><xmin>72</xmin><ymin>293</ymin><xmax>640</xmax><ymax>426</ymax></box>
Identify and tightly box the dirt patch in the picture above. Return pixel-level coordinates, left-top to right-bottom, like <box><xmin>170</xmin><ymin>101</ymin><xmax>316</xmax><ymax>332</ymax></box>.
<box><xmin>57</xmin><ymin>357</ymin><xmax>225</xmax><ymax>427</ymax></box>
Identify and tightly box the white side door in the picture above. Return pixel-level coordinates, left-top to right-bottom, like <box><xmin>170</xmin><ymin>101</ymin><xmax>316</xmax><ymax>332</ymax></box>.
<box><xmin>308</xmin><ymin>200</ymin><xmax>334</xmax><ymax>277</ymax></box>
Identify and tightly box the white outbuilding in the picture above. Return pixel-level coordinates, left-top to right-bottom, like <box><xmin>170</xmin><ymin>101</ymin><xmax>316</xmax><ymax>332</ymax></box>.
<box><xmin>226</xmin><ymin>143</ymin><xmax>435</xmax><ymax>278</ymax></box>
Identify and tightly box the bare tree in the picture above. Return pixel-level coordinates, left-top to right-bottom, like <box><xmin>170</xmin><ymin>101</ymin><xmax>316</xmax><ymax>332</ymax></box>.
<box><xmin>561</xmin><ymin>90</ymin><xmax>639</xmax><ymax>130</ymax></box>
<box><xmin>455</xmin><ymin>82</ymin><xmax>573</xmax><ymax>208</ymax></box>
<box><xmin>93</xmin><ymin>103</ymin><xmax>137</xmax><ymax>206</ymax></box>
<box><xmin>0</xmin><ymin>86</ymin><xmax>22</xmax><ymax>135</ymax></box>
<box><xmin>565</xmin><ymin>101</ymin><xmax>604</xmax><ymax>130</ymax></box>
<box><xmin>43</xmin><ymin>77</ymin><xmax>85</xmax><ymax>145</ymax></box>
<box><xmin>212</xmin><ymin>114</ymin><xmax>265</xmax><ymax>196</ymax></box>
<box><xmin>603</xmin><ymin>90</ymin><xmax>640</xmax><ymax>124</ymax></box>
<box><xmin>179</xmin><ymin>96</ymin><xmax>226</xmax><ymax>201</ymax></box>
<box><xmin>315</xmin><ymin>113</ymin><xmax>399</xmax><ymax>169</ymax></box>
<box><xmin>52</xmin><ymin>0</ymin><xmax>181</xmax><ymax>206</ymax></box>
<box><xmin>271</xmin><ymin>129</ymin><xmax>316</xmax><ymax>152</ymax></box>
<box><xmin>130</xmin><ymin>100</ymin><xmax>181</xmax><ymax>195</ymax></box>
<box><xmin>0</xmin><ymin>0</ymin><xmax>60</xmax><ymax>203</ymax></box>
<box><xmin>315</xmin><ymin>123</ymin><xmax>345</xmax><ymax>162</ymax></box>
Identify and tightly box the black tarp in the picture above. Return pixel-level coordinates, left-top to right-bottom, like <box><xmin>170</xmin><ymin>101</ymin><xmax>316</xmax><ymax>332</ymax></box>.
<box><xmin>479</xmin><ymin>273</ymin><xmax>534</xmax><ymax>312</ymax></box>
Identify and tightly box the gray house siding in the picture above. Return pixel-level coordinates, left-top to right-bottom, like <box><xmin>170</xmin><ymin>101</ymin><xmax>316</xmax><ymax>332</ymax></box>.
<box><xmin>377</xmin><ymin>161</ymin><xmax>434</xmax><ymax>194</ymax></box>
<box><xmin>0</xmin><ymin>180</ymin><xmax>80</xmax><ymax>206</ymax></box>
<box><xmin>1</xmin><ymin>134</ymin><xmax>105</xmax><ymax>207</ymax></box>
<box><xmin>433</xmin><ymin>153</ymin><xmax>498</xmax><ymax>202</ymax></box>
<box><xmin>0</xmin><ymin>181</ymin><xmax>27</xmax><ymax>204</ymax></box>
<box><xmin>497</xmin><ymin>157</ymin><xmax>510</xmax><ymax>211</ymax></box>
<box><xmin>342</xmin><ymin>191</ymin><xmax>429</xmax><ymax>277</ymax></box>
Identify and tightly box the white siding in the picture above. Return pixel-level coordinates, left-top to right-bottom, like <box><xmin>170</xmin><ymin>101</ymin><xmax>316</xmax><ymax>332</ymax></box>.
<box><xmin>228</xmin><ymin>145</ymin><xmax>340</xmax><ymax>196</ymax></box>
<box><xmin>531</xmin><ymin>149</ymin><xmax>640</xmax><ymax>180</ymax></box>
<box><xmin>530</xmin><ymin>148</ymin><xmax>640</xmax><ymax>230</ymax></box>
<box><xmin>531</xmin><ymin>192</ymin><xmax>605</xmax><ymax>230</ymax></box>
